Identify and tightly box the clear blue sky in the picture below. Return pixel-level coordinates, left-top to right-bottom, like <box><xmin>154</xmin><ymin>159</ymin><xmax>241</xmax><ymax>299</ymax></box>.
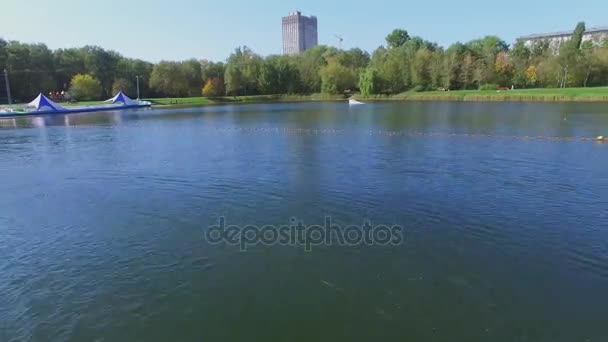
<box><xmin>1</xmin><ymin>0</ymin><xmax>607</xmax><ymax>62</ymax></box>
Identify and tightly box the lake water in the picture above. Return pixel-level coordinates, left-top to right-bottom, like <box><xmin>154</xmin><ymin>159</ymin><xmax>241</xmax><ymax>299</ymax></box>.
<box><xmin>1</xmin><ymin>101</ymin><xmax>608</xmax><ymax>341</ymax></box>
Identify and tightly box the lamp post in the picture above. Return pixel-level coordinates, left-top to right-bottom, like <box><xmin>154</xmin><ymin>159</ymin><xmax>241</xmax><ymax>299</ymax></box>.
<box><xmin>135</xmin><ymin>75</ymin><xmax>142</xmax><ymax>100</ymax></box>
<box><xmin>3</xmin><ymin>69</ymin><xmax>12</xmax><ymax>105</ymax></box>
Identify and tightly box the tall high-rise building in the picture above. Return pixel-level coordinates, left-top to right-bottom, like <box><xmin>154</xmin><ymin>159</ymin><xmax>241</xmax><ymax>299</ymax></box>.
<box><xmin>282</xmin><ymin>11</ymin><xmax>318</xmax><ymax>55</ymax></box>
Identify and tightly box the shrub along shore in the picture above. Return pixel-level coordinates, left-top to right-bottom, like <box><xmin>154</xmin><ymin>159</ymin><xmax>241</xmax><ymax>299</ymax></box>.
<box><xmin>359</xmin><ymin>87</ymin><xmax>608</xmax><ymax>102</ymax></box>
<box><xmin>143</xmin><ymin>87</ymin><xmax>608</xmax><ymax>107</ymax></box>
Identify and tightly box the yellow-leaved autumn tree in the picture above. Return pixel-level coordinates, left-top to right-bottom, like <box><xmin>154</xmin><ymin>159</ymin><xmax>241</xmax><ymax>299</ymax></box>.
<box><xmin>69</xmin><ymin>74</ymin><xmax>102</xmax><ymax>101</ymax></box>
<box><xmin>525</xmin><ymin>65</ymin><xmax>538</xmax><ymax>86</ymax></box>
<box><xmin>202</xmin><ymin>78</ymin><xmax>224</xmax><ymax>97</ymax></box>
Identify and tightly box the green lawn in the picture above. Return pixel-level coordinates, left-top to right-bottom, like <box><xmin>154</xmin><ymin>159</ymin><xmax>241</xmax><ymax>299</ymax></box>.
<box><xmin>145</xmin><ymin>97</ymin><xmax>213</xmax><ymax>106</ymax></box>
<box><xmin>145</xmin><ymin>94</ymin><xmax>344</xmax><ymax>106</ymax></box>
<box><xmin>366</xmin><ymin>87</ymin><xmax>608</xmax><ymax>102</ymax></box>
<box><xmin>149</xmin><ymin>88</ymin><xmax>608</xmax><ymax>106</ymax></box>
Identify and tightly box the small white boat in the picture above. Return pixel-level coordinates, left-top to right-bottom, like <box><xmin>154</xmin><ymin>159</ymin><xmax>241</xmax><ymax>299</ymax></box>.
<box><xmin>348</xmin><ymin>98</ymin><xmax>365</xmax><ymax>105</ymax></box>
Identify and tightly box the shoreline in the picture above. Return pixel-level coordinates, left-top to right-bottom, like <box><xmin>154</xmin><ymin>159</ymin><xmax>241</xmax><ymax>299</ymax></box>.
<box><xmin>149</xmin><ymin>87</ymin><xmax>608</xmax><ymax>108</ymax></box>
<box><xmin>3</xmin><ymin>88</ymin><xmax>608</xmax><ymax>112</ymax></box>
<box><xmin>359</xmin><ymin>91</ymin><xmax>608</xmax><ymax>103</ymax></box>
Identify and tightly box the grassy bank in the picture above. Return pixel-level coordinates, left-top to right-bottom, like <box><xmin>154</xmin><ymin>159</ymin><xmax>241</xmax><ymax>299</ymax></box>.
<box><xmin>359</xmin><ymin>87</ymin><xmax>608</xmax><ymax>102</ymax></box>
<box><xmin>146</xmin><ymin>94</ymin><xmax>344</xmax><ymax>107</ymax></box>
<box><xmin>149</xmin><ymin>87</ymin><xmax>608</xmax><ymax>107</ymax></box>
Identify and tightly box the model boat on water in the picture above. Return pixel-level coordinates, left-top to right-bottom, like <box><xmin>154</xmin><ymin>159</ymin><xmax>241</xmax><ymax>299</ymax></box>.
<box><xmin>0</xmin><ymin>92</ymin><xmax>151</xmax><ymax>118</ymax></box>
<box><xmin>348</xmin><ymin>98</ymin><xmax>365</xmax><ymax>105</ymax></box>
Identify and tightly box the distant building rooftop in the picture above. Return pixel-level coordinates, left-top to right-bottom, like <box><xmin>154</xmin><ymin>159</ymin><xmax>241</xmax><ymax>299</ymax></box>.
<box><xmin>285</xmin><ymin>11</ymin><xmax>317</xmax><ymax>18</ymax></box>
<box><xmin>517</xmin><ymin>26</ymin><xmax>608</xmax><ymax>41</ymax></box>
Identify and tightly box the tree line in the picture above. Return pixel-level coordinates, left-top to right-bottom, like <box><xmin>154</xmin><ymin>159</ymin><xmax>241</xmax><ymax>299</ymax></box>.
<box><xmin>1</xmin><ymin>22</ymin><xmax>608</xmax><ymax>102</ymax></box>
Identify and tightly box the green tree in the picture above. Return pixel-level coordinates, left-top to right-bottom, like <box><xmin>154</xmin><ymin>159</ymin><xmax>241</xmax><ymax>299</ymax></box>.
<box><xmin>467</xmin><ymin>36</ymin><xmax>509</xmax><ymax>57</ymax></box>
<box><xmin>443</xmin><ymin>43</ymin><xmax>466</xmax><ymax>89</ymax></box>
<box><xmin>570</xmin><ymin>22</ymin><xmax>586</xmax><ymax>50</ymax></box>
<box><xmin>370</xmin><ymin>44</ymin><xmax>413</xmax><ymax>93</ymax></box>
<box><xmin>557</xmin><ymin>22</ymin><xmax>585</xmax><ymax>87</ymax></box>
<box><xmin>536</xmin><ymin>56</ymin><xmax>561</xmax><ymax>88</ymax></box>
<box><xmin>182</xmin><ymin>59</ymin><xmax>203</xmax><ymax>96</ymax></box>
<box><xmin>200</xmin><ymin>60</ymin><xmax>225</xmax><ymax>82</ymax></box>
<box><xmin>149</xmin><ymin>61</ymin><xmax>192</xmax><ymax>97</ymax></box>
<box><xmin>359</xmin><ymin>67</ymin><xmax>382</xmax><ymax>95</ymax></box>
<box><xmin>336</xmin><ymin>48</ymin><xmax>370</xmax><ymax>70</ymax></box>
<box><xmin>511</xmin><ymin>41</ymin><xmax>531</xmax><ymax>88</ymax></box>
<box><xmin>383</xmin><ymin>49</ymin><xmax>407</xmax><ymax>92</ymax></box>
<box><xmin>113</xmin><ymin>58</ymin><xmax>153</xmax><ymax>97</ymax></box>
<box><xmin>576</xmin><ymin>41</ymin><xmax>608</xmax><ymax>87</ymax></box>
<box><xmin>412</xmin><ymin>48</ymin><xmax>432</xmax><ymax>90</ymax></box>
<box><xmin>295</xmin><ymin>45</ymin><xmax>332</xmax><ymax>93</ymax></box>
<box><xmin>224</xmin><ymin>62</ymin><xmax>244</xmax><ymax>96</ymax></box>
<box><xmin>53</xmin><ymin>48</ymin><xmax>86</xmax><ymax>91</ymax></box>
<box><xmin>320</xmin><ymin>58</ymin><xmax>357</xmax><ymax>94</ymax></box>
<box><xmin>213</xmin><ymin>77</ymin><xmax>226</xmax><ymax>96</ymax></box>
<box><xmin>460</xmin><ymin>53</ymin><xmax>475</xmax><ymax>89</ymax></box>
<box><xmin>69</xmin><ymin>74</ymin><xmax>102</xmax><ymax>100</ymax></box>
<box><xmin>386</xmin><ymin>29</ymin><xmax>410</xmax><ymax>49</ymax></box>
<box><xmin>259</xmin><ymin>55</ymin><xmax>300</xmax><ymax>94</ymax></box>
<box><xmin>594</xmin><ymin>48</ymin><xmax>608</xmax><ymax>85</ymax></box>
<box><xmin>466</xmin><ymin>36</ymin><xmax>508</xmax><ymax>86</ymax></box>
<box><xmin>81</xmin><ymin>46</ymin><xmax>120</xmax><ymax>97</ymax></box>
<box><xmin>367</xmin><ymin>47</ymin><xmax>389</xmax><ymax>92</ymax></box>
<box><xmin>224</xmin><ymin>46</ymin><xmax>262</xmax><ymax>95</ymax></box>
<box><xmin>111</xmin><ymin>78</ymin><xmax>133</xmax><ymax>96</ymax></box>
<box><xmin>473</xmin><ymin>58</ymin><xmax>488</xmax><ymax>89</ymax></box>
<box><xmin>4</xmin><ymin>42</ymin><xmax>56</xmax><ymax>101</ymax></box>
<box><xmin>0</xmin><ymin>38</ymin><xmax>7</xmax><ymax>69</ymax></box>
<box><xmin>132</xmin><ymin>60</ymin><xmax>153</xmax><ymax>96</ymax></box>
<box><xmin>429</xmin><ymin>50</ymin><xmax>445</xmax><ymax>89</ymax></box>
<box><xmin>495</xmin><ymin>51</ymin><xmax>513</xmax><ymax>86</ymax></box>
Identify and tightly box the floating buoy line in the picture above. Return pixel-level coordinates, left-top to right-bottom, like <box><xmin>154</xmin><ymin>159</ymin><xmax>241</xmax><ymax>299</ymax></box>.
<box><xmin>211</xmin><ymin>127</ymin><xmax>607</xmax><ymax>143</ymax></box>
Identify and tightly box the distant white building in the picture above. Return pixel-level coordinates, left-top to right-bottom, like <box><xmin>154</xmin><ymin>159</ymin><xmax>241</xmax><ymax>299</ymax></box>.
<box><xmin>282</xmin><ymin>11</ymin><xmax>318</xmax><ymax>55</ymax></box>
<box><xmin>516</xmin><ymin>26</ymin><xmax>608</xmax><ymax>49</ymax></box>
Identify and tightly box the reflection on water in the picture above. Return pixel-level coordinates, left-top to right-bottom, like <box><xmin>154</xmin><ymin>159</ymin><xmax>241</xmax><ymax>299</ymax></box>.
<box><xmin>3</xmin><ymin>102</ymin><xmax>608</xmax><ymax>137</ymax></box>
<box><xmin>0</xmin><ymin>110</ymin><xmax>129</xmax><ymax>128</ymax></box>
<box><xmin>1</xmin><ymin>101</ymin><xmax>608</xmax><ymax>342</ymax></box>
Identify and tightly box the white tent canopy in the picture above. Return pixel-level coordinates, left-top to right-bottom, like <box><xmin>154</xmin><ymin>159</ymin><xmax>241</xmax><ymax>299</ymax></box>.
<box><xmin>27</xmin><ymin>93</ymin><xmax>66</xmax><ymax>112</ymax></box>
<box><xmin>105</xmin><ymin>91</ymin><xmax>138</xmax><ymax>106</ymax></box>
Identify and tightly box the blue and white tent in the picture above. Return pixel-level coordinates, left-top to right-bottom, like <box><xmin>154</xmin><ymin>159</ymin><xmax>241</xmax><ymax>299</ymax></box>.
<box><xmin>104</xmin><ymin>91</ymin><xmax>138</xmax><ymax>106</ymax></box>
<box><xmin>27</xmin><ymin>93</ymin><xmax>66</xmax><ymax>112</ymax></box>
